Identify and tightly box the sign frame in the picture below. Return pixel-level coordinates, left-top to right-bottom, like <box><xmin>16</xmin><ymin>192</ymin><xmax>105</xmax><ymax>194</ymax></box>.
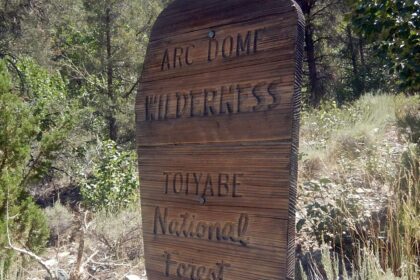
<box><xmin>136</xmin><ymin>1</ymin><xmax>304</xmax><ymax>279</ymax></box>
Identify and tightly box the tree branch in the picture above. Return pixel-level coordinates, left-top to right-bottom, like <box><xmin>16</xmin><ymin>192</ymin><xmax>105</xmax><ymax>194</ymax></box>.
<box><xmin>122</xmin><ymin>76</ymin><xmax>141</xmax><ymax>99</ymax></box>
<box><xmin>314</xmin><ymin>36</ymin><xmax>332</xmax><ymax>45</ymax></box>
<box><xmin>310</xmin><ymin>1</ymin><xmax>340</xmax><ymax>19</ymax></box>
<box><xmin>136</xmin><ymin>16</ymin><xmax>154</xmax><ymax>37</ymax></box>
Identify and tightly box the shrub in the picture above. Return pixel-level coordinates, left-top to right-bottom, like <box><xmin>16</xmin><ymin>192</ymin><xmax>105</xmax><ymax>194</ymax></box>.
<box><xmin>80</xmin><ymin>140</ymin><xmax>139</xmax><ymax>212</ymax></box>
<box><xmin>0</xmin><ymin>59</ymin><xmax>57</xmax><ymax>274</ymax></box>
<box><xmin>90</xmin><ymin>205</ymin><xmax>143</xmax><ymax>260</ymax></box>
<box><xmin>396</xmin><ymin>96</ymin><xmax>420</xmax><ymax>144</ymax></box>
<box><xmin>44</xmin><ymin>201</ymin><xmax>74</xmax><ymax>244</ymax></box>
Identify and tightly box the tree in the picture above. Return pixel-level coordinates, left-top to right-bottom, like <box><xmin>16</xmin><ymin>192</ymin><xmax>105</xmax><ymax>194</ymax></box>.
<box><xmin>0</xmin><ymin>59</ymin><xmax>48</xmax><ymax>274</ymax></box>
<box><xmin>297</xmin><ymin>0</ymin><xmax>399</xmax><ymax>105</ymax></box>
<box><xmin>0</xmin><ymin>57</ymin><xmax>76</xmax><ymax>274</ymax></box>
<box><xmin>299</xmin><ymin>0</ymin><xmax>321</xmax><ymax>106</ymax></box>
<box><xmin>298</xmin><ymin>0</ymin><xmax>343</xmax><ymax>106</ymax></box>
<box><xmin>351</xmin><ymin>0</ymin><xmax>420</xmax><ymax>92</ymax></box>
<box><xmin>53</xmin><ymin>0</ymin><xmax>162</xmax><ymax>143</ymax></box>
<box><xmin>0</xmin><ymin>0</ymin><xmax>53</xmax><ymax>67</ymax></box>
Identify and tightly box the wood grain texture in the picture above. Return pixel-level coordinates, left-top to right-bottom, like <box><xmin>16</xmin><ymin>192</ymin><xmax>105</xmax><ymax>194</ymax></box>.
<box><xmin>136</xmin><ymin>1</ymin><xmax>304</xmax><ymax>279</ymax></box>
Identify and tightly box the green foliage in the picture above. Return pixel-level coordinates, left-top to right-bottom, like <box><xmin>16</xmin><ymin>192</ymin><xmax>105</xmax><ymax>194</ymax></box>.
<box><xmin>0</xmin><ymin>59</ymin><xmax>50</xmax><ymax>272</ymax></box>
<box><xmin>10</xmin><ymin>58</ymin><xmax>77</xmax><ymax>186</ymax></box>
<box><xmin>52</xmin><ymin>0</ymin><xmax>163</xmax><ymax>143</ymax></box>
<box><xmin>301</xmin><ymin>94</ymin><xmax>400</xmax><ymax>159</ymax></box>
<box><xmin>351</xmin><ymin>0</ymin><xmax>420</xmax><ymax>92</ymax></box>
<box><xmin>80</xmin><ymin>140</ymin><xmax>138</xmax><ymax>212</ymax></box>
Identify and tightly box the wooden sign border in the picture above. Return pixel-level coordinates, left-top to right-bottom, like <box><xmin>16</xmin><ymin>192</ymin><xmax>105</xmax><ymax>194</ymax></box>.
<box><xmin>136</xmin><ymin>1</ymin><xmax>305</xmax><ymax>279</ymax></box>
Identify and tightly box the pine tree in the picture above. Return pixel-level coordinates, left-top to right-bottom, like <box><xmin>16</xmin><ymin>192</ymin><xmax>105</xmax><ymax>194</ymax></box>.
<box><xmin>0</xmin><ymin>57</ymin><xmax>76</xmax><ymax>274</ymax></box>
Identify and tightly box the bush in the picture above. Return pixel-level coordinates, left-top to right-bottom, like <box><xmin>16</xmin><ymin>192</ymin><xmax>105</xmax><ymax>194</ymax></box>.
<box><xmin>44</xmin><ymin>202</ymin><xmax>74</xmax><ymax>244</ymax></box>
<box><xmin>80</xmin><ymin>140</ymin><xmax>139</xmax><ymax>212</ymax></box>
<box><xmin>0</xmin><ymin>59</ymin><xmax>55</xmax><ymax>274</ymax></box>
<box><xmin>396</xmin><ymin>96</ymin><xmax>420</xmax><ymax>144</ymax></box>
<box><xmin>91</xmin><ymin>205</ymin><xmax>143</xmax><ymax>260</ymax></box>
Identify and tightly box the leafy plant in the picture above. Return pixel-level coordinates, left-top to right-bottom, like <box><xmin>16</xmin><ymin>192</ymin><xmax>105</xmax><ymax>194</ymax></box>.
<box><xmin>0</xmin><ymin>59</ymin><xmax>51</xmax><ymax>274</ymax></box>
<box><xmin>80</xmin><ymin>140</ymin><xmax>138</xmax><ymax>212</ymax></box>
<box><xmin>351</xmin><ymin>0</ymin><xmax>420</xmax><ymax>92</ymax></box>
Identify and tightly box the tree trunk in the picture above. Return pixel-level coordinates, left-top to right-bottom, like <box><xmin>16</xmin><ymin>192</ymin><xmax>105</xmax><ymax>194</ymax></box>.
<box><xmin>358</xmin><ymin>37</ymin><xmax>366</xmax><ymax>93</ymax></box>
<box><xmin>305</xmin><ymin>24</ymin><xmax>322</xmax><ymax>107</ymax></box>
<box><xmin>347</xmin><ymin>25</ymin><xmax>358</xmax><ymax>76</ymax></box>
<box><xmin>105</xmin><ymin>7</ymin><xmax>118</xmax><ymax>141</ymax></box>
<box><xmin>70</xmin><ymin>221</ymin><xmax>85</xmax><ymax>280</ymax></box>
<box><xmin>347</xmin><ymin>25</ymin><xmax>363</xmax><ymax>97</ymax></box>
<box><xmin>299</xmin><ymin>0</ymin><xmax>323</xmax><ymax>107</ymax></box>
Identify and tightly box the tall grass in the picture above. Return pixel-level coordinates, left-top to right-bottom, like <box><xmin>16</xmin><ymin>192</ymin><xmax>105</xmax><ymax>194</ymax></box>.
<box><xmin>298</xmin><ymin>163</ymin><xmax>419</xmax><ymax>279</ymax></box>
<box><xmin>298</xmin><ymin>94</ymin><xmax>419</xmax><ymax>279</ymax></box>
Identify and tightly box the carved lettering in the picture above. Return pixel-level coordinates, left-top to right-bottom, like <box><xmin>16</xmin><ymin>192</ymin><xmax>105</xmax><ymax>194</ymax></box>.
<box><xmin>161</xmin><ymin>45</ymin><xmax>195</xmax><ymax>71</ymax></box>
<box><xmin>237</xmin><ymin>31</ymin><xmax>251</xmax><ymax>56</ymax></box>
<box><xmin>161</xmin><ymin>49</ymin><xmax>171</xmax><ymax>71</ymax></box>
<box><xmin>232</xmin><ymin>173</ymin><xmax>244</xmax><ymax>197</ymax></box>
<box><xmin>207</xmin><ymin>29</ymin><xmax>264</xmax><ymax>63</ymax></box>
<box><xmin>222</xmin><ymin>35</ymin><xmax>234</xmax><ymax>58</ymax></box>
<box><xmin>253</xmin><ymin>28</ymin><xmax>265</xmax><ymax>53</ymax></box>
<box><xmin>163</xmin><ymin>172</ymin><xmax>244</xmax><ymax>198</ymax></box>
<box><xmin>143</xmin><ymin>80</ymin><xmax>280</xmax><ymax>122</ymax></box>
<box><xmin>173</xmin><ymin>47</ymin><xmax>183</xmax><ymax>68</ymax></box>
<box><xmin>173</xmin><ymin>172</ymin><xmax>183</xmax><ymax>193</ymax></box>
<box><xmin>160</xmin><ymin>28</ymin><xmax>264</xmax><ymax>72</ymax></box>
<box><xmin>164</xmin><ymin>172</ymin><xmax>171</xmax><ymax>194</ymax></box>
<box><xmin>154</xmin><ymin>207</ymin><xmax>168</xmax><ymax>235</ymax></box>
<box><xmin>154</xmin><ymin>208</ymin><xmax>249</xmax><ymax>246</ymax></box>
<box><xmin>204</xmin><ymin>89</ymin><xmax>218</xmax><ymax>116</ymax></box>
<box><xmin>218</xmin><ymin>174</ymin><xmax>229</xmax><ymax>197</ymax></box>
<box><xmin>203</xmin><ymin>174</ymin><xmax>214</xmax><ymax>196</ymax></box>
<box><xmin>220</xmin><ymin>85</ymin><xmax>236</xmax><ymax>114</ymax></box>
<box><xmin>208</xmin><ymin>37</ymin><xmax>219</xmax><ymax>62</ymax></box>
<box><xmin>164</xmin><ymin>252</ymin><xmax>231</xmax><ymax>280</ymax></box>
<box><xmin>267</xmin><ymin>80</ymin><xmax>281</xmax><ymax>109</ymax></box>
<box><xmin>185</xmin><ymin>44</ymin><xmax>195</xmax><ymax>65</ymax></box>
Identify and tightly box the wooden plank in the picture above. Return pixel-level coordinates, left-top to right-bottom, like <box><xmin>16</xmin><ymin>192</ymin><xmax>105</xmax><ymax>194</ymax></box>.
<box><xmin>136</xmin><ymin>0</ymin><xmax>304</xmax><ymax>279</ymax></box>
<box><xmin>138</xmin><ymin>143</ymin><xmax>292</xmax><ymax>210</ymax></box>
<box><xmin>141</xmin><ymin>15</ymin><xmax>299</xmax><ymax>82</ymax></box>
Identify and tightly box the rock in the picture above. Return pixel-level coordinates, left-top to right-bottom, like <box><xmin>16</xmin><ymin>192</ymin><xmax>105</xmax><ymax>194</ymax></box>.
<box><xmin>56</xmin><ymin>270</ymin><xmax>69</xmax><ymax>280</ymax></box>
<box><xmin>124</xmin><ymin>275</ymin><xmax>142</xmax><ymax>280</ymax></box>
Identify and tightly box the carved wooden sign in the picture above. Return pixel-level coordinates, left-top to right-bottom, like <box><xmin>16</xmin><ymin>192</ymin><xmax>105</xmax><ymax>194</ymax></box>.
<box><xmin>136</xmin><ymin>0</ymin><xmax>304</xmax><ymax>279</ymax></box>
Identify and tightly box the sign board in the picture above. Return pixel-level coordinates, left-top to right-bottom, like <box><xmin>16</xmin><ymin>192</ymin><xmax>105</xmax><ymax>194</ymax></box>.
<box><xmin>136</xmin><ymin>0</ymin><xmax>304</xmax><ymax>279</ymax></box>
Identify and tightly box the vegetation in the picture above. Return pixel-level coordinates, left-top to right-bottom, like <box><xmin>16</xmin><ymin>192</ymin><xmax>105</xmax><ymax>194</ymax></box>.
<box><xmin>297</xmin><ymin>95</ymin><xmax>419</xmax><ymax>279</ymax></box>
<box><xmin>80</xmin><ymin>140</ymin><xmax>138</xmax><ymax>212</ymax></box>
<box><xmin>0</xmin><ymin>59</ymin><xmax>65</xmax><ymax>274</ymax></box>
<box><xmin>0</xmin><ymin>0</ymin><xmax>418</xmax><ymax>279</ymax></box>
<box><xmin>351</xmin><ymin>0</ymin><xmax>419</xmax><ymax>92</ymax></box>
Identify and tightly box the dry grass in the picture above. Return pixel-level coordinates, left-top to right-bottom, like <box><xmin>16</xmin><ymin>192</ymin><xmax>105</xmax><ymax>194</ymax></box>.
<box><xmin>297</xmin><ymin>94</ymin><xmax>420</xmax><ymax>279</ymax></box>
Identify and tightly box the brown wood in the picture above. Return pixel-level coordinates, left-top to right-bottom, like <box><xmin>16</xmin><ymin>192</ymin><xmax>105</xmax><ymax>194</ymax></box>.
<box><xmin>136</xmin><ymin>1</ymin><xmax>304</xmax><ymax>279</ymax></box>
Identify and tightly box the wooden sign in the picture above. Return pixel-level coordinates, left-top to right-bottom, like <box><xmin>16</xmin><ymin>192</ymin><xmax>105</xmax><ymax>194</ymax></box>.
<box><xmin>136</xmin><ymin>0</ymin><xmax>304</xmax><ymax>279</ymax></box>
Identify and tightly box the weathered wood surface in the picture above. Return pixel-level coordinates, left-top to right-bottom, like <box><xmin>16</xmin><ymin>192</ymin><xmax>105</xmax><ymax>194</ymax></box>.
<box><xmin>136</xmin><ymin>0</ymin><xmax>304</xmax><ymax>279</ymax></box>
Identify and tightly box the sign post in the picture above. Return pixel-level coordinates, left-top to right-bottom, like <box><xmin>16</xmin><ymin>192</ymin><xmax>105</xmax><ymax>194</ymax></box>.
<box><xmin>136</xmin><ymin>1</ymin><xmax>304</xmax><ymax>279</ymax></box>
